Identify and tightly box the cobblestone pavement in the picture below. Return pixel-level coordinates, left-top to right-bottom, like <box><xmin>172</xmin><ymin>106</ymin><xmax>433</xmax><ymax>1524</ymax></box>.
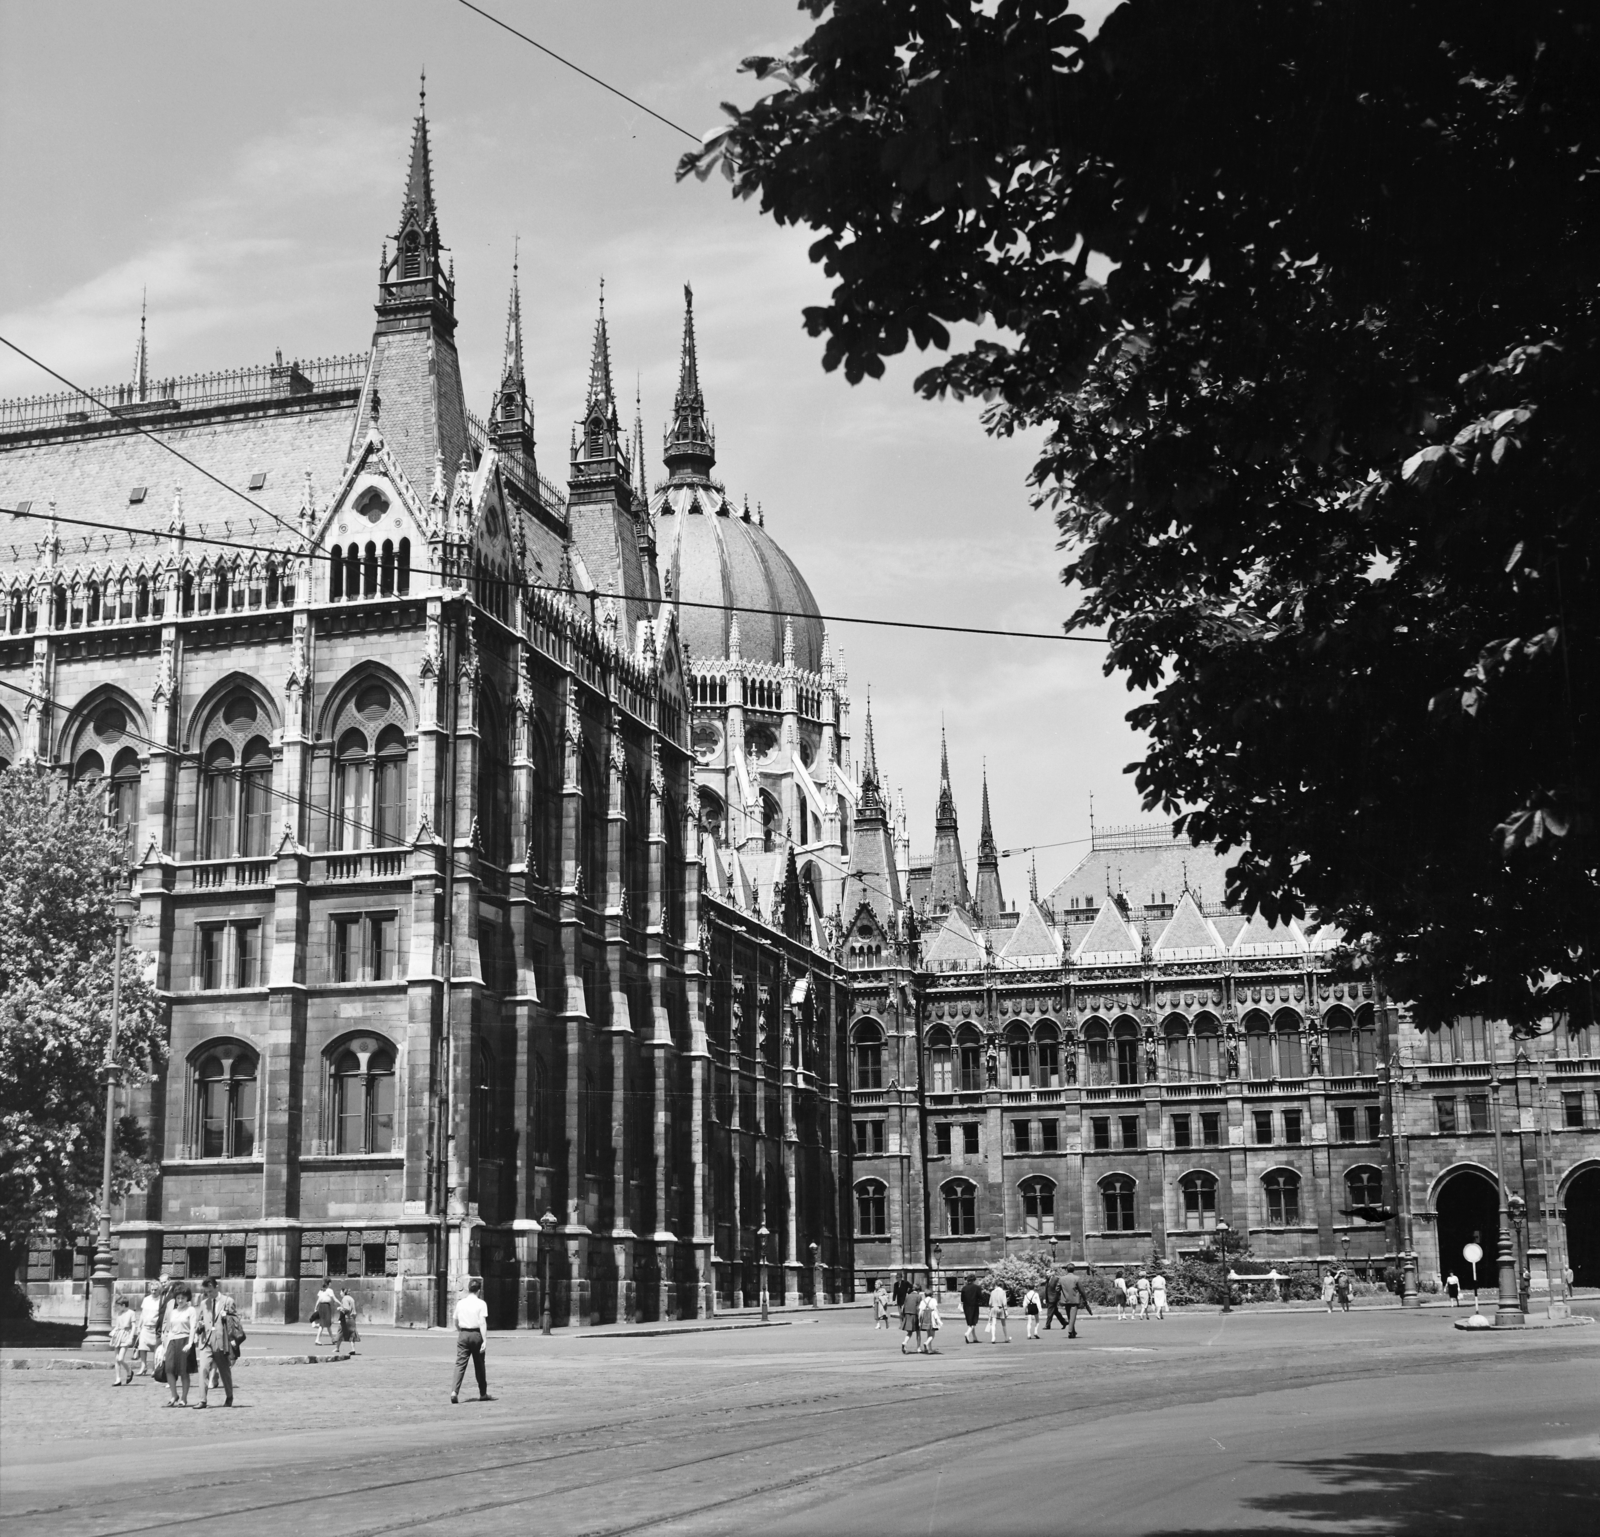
<box><xmin>4</xmin><ymin>1306</ymin><xmax>1598</xmax><ymax>1535</ymax></box>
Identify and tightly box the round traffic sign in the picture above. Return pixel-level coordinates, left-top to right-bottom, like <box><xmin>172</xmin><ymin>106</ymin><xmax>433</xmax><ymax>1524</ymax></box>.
<box><xmin>1462</xmin><ymin>1242</ymin><xmax>1483</xmax><ymax>1265</ymax></box>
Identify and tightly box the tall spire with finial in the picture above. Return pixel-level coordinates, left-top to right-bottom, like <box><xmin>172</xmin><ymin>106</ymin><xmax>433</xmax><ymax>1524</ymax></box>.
<box><xmin>489</xmin><ymin>243</ymin><xmax>535</xmax><ymax>471</ymax></box>
<box><xmin>929</xmin><ymin>717</ymin><xmax>970</xmax><ymax>915</ymax></box>
<box><xmin>132</xmin><ymin>290</ymin><xmax>149</xmax><ymax>402</ymax></box>
<box><xmin>572</xmin><ymin>279</ymin><xmax>624</xmax><ymax>478</ymax></box>
<box><xmin>843</xmin><ymin>689</ymin><xmax>902</xmax><ymax>923</ymax></box>
<box><xmin>662</xmin><ymin>283</ymin><xmax>715</xmax><ymax>479</ymax></box>
<box><xmin>974</xmin><ymin>759</ymin><xmax>1004</xmax><ymax>923</ymax></box>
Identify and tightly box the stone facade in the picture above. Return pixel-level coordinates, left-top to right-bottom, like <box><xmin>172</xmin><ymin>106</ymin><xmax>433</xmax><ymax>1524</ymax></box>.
<box><xmin>2</xmin><ymin>99</ymin><xmax>853</xmax><ymax>1327</ymax></box>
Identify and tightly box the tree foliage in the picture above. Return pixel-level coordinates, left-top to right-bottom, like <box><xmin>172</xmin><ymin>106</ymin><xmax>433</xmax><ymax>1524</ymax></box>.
<box><xmin>684</xmin><ymin>0</ymin><xmax>1600</xmax><ymax>1031</ymax></box>
<box><xmin>0</xmin><ymin>764</ymin><xmax>164</xmax><ymax>1264</ymax></box>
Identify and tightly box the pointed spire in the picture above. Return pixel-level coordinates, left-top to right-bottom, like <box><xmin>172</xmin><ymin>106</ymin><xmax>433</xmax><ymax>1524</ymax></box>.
<box><xmin>402</xmin><ymin>72</ymin><xmax>435</xmax><ymax>230</ymax></box>
<box><xmin>501</xmin><ymin>240</ymin><xmax>524</xmax><ymax>388</ymax></box>
<box><xmin>662</xmin><ymin>282</ymin><xmax>715</xmax><ymax>479</ymax></box>
<box><xmin>133</xmin><ymin>291</ymin><xmax>149</xmax><ymax>402</ymax></box>
<box><xmin>586</xmin><ymin>278</ymin><xmax>615</xmax><ymax>415</ymax></box>
<box><xmin>936</xmin><ymin>719</ymin><xmax>958</xmax><ymax>827</ymax></box>
<box><xmin>1030</xmin><ymin>854</ymin><xmax>1040</xmax><ymax>904</ymax></box>
<box><xmin>862</xmin><ymin>692</ymin><xmax>880</xmax><ymax>785</ymax></box>
<box><xmin>978</xmin><ymin>760</ymin><xmax>997</xmax><ymax>859</ymax></box>
<box><xmin>632</xmin><ymin>376</ymin><xmax>648</xmax><ymax>499</ymax></box>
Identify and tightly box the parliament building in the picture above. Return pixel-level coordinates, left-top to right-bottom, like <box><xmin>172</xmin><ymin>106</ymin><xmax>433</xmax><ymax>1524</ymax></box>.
<box><xmin>4</xmin><ymin>100</ymin><xmax>1596</xmax><ymax>1326</ymax></box>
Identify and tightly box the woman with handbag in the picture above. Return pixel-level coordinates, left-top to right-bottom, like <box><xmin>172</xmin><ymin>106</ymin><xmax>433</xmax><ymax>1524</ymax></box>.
<box><xmin>160</xmin><ymin>1283</ymin><xmax>198</xmax><ymax>1408</ymax></box>
<box><xmin>193</xmin><ymin>1277</ymin><xmax>234</xmax><ymax>1408</ymax></box>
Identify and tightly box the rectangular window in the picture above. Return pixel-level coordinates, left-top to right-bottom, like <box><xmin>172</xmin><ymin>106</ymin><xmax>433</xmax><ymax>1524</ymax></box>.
<box><xmin>369</xmin><ymin>913</ymin><xmax>398</xmax><ymax>981</ymax></box>
<box><xmin>198</xmin><ymin>925</ymin><xmax>224</xmax><ymax>990</ymax></box>
<box><xmin>935</xmin><ymin>1122</ymin><xmax>952</xmax><ymax>1157</ymax></box>
<box><xmin>234</xmin><ymin>922</ymin><xmax>260</xmax><ymax>989</ymax></box>
<box><xmin>1013</xmin><ymin>1120</ymin><xmax>1031</xmax><ymax>1153</ymax></box>
<box><xmin>1039</xmin><ymin>1118</ymin><xmax>1060</xmax><ymax>1152</ymax></box>
<box><xmin>1365</xmin><ymin>1105</ymin><xmax>1382</xmax><ymax>1141</ymax></box>
<box><xmin>1091</xmin><ymin>1116</ymin><xmax>1111</xmax><ymax>1151</ymax></box>
<box><xmin>1036</xmin><ymin>1040</ymin><xmax>1060</xmax><ymax>1088</ymax></box>
<box><xmin>962</xmin><ymin>1122</ymin><xmax>980</xmax><ymax>1155</ymax></box>
<box><xmin>1172</xmin><ymin>1113</ymin><xmax>1192</xmax><ymax>1149</ymax></box>
<box><xmin>362</xmin><ymin>1241</ymin><xmax>388</xmax><ymax>1277</ymax></box>
<box><xmin>1201</xmin><ymin>1111</ymin><xmax>1222</xmax><ymax>1147</ymax></box>
<box><xmin>1336</xmin><ymin>1105</ymin><xmax>1358</xmax><ymax>1142</ymax></box>
<box><xmin>1466</xmin><ymin>1094</ymin><xmax>1489</xmax><ymax>1133</ymax></box>
<box><xmin>1284</xmin><ymin>1109</ymin><xmax>1303</xmax><ymax>1146</ymax></box>
<box><xmin>324</xmin><ymin>1243</ymin><xmax>348</xmax><ymax>1277</ymax></box>
<box><xmin>1254</xmin><ymin>1110</ymin><xmax>1274</xmax><ymax>1145</ymax></box>
<box><xmin>186</xmin><ymin>1245</ymin><xmax>209</xmax><ymax>1280</ymax></box>
<box><xmin>1564</xmin><ymin>1092</ymin><xmax>1586</xmax><ymax>1130</ymax></box>
<box><xmin>333</xmin><ymin>916</ymin><xmax>359</xmax><ymax>983</ymax></box>
<box><xmin>1119</xmin><ymin>1114</ymin><xmax>1140</xmax><ymax>1151</ymax></box>
<box><xmin>1008</xmin><ymin>1041</ymin><xmax>1030</xmax><ymax>1089</ymax></box>
<box><xmin>1435</xmin><ymin>1097</ymin><xmax>1458</xmax><ymax>1134</ymax></box>
<box><xmin>853</xmin><ymin>1119</ymin><xmax>885</xmax><ymax>1156</ymax></box>
<box><xmin>223</xmin><ymin>1245</ymin><xmax>247</xmax><ymax>1279</ymax></box>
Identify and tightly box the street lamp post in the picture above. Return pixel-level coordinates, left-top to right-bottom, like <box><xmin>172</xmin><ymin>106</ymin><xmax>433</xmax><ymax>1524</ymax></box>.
<box><xmin>83</xmin><ymin>885</ymin><xmax>137</xmax><ymax>1351</ymax></box>
<box><xmin>1486</xmin><ymin>1025</ymin><xmax>1525</xmax><ymax>1328</ymax></box>
<box><xmin>931</xmin><ymin>1241</ymin><xmax>942</xmax><ymax>1298</ymax></box>
<box><xmin>1508</xmin><ymin>1192</ymin><xmax>1528</xmax><ymax>1315</ymax></box>
<box><xmin>538</xmin><ymin>1209</ymin><xmax>558</xmax><ymax>1335</ymax></box>
<box><xmin>809</xmin><ymin>1241</ymin><xmax>820</xmax><ymax>1309</ymax></box>
<box><xmin>1217</xmin><ymin>1221</ymin><xmax>1232</xmax><ymax>1315</ymax></box>
<box><xmin>1340</xmin><ymin>1232</ymin><xmax>1351</xmax><ymax>1274</ymax></box>
<box><xmin>757</xmin><ymin>1225</ymin><xmax>770</xmax><ymax>1322</ymax></box>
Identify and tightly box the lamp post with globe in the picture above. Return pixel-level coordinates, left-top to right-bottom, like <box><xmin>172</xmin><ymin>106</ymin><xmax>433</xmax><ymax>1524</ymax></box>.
<box><xmin>1217</xmin><ymin>1221</ymin><xmax>1233</xmax><ymax>1314</ymax></box>
<box><xmin>758</xmin><ymin>1224</ymin><xmax>770</xmax><ymax>1322</ymax></box>
<box><xmin>538</xmin><ymin>1210</ymin><xmax>558</xmax><ymax>1335</ymax></box>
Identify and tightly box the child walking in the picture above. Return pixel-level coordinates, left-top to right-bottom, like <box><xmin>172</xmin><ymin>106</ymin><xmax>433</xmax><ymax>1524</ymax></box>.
<box><xmin>110</xmin><ymin>1296</ymin><xmax>138</xmax><ymax>1385</ymax></box>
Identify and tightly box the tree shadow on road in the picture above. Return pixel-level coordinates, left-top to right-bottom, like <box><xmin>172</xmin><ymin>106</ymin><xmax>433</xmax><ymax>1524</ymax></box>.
<box><xmin>1145</xmin><ymin>1450</ymin><xmax>1600</xmax><ymax>1536</ymax></box>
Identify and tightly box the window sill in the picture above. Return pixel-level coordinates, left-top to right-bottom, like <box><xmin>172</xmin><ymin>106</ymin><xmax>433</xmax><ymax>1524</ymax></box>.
<box><xmin>297</xmin><ymin>1153</ymin><xmax>405</xmax><ymax>1168</ymax></box>
<box><xmin>180</xmin><ymin>988</ymin><xmax>271</xmax><ymax>1000</ymax></box>
<box><xmin>162</xmin><ymin>1158</ymin><xmax>265</xmax><ymax>1171</ymax></box>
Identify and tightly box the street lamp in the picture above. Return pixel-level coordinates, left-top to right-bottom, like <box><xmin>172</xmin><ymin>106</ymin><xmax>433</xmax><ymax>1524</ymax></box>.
<box><xmin>931</xmin><ymin>1241</ymin><xmax>943</xmax><ymax>1297</ymax></box>
<box><xmin>539</xmin><ymin>1209</ymin><xmax>558</xmax><ymax>1336</ymax></box>
<box><xmin>1047</xmin><ymin>1232</ymin><xmax>1058</xmax><ymax>1269</ymax></box>
<box><xmin>1486</xmin><ymin>1025</ymin><xmax>1525</xmax><ymax>1328</ymax></box>
<box><xmin>1217</xmin><ymin>1221</ymin><xmax>1232</xmax><ymax>1315</ymax></box>
<box><xmin>757</xmin><ymin>1225</ymin><xmax>770</xmax><ymax>1322</ymax></box>
<box><xmin>1508</xmin><ymin>1192</ymin><xmax>1528</xmax><ymax>1314</ymax></box>
<box><xmin>809</xmin><ymin>1241</ymin><xmax>820</xmax><ymax>1309</ymax></box>
<box><xmin>1340</xmin><ymin>1231</ymin><xmax>1351</xmax><ymax>1271</ymax></box>
<box><xmin>83</xmin><ymin>884</ymin><xmax>138</xmax><ymax>1351</ymax></box>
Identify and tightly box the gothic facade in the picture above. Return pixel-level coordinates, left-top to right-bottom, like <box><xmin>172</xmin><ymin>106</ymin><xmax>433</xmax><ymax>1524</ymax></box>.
<box><xmin>844</xmin><ymin>734</ymin><xmax>1600</xmax><ymax>1303</ymax></box>
<box><xmin>2</xmin><ymin>100</ymin><xmax>853</xmax><ymax>1327</ymax></box>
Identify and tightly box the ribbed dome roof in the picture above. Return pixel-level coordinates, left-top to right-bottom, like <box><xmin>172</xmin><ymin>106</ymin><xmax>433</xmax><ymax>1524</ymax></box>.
<box><xmin>654</xmin><ymin>478</ymin><xmax>826</xmax><ymax>671</ymax></box>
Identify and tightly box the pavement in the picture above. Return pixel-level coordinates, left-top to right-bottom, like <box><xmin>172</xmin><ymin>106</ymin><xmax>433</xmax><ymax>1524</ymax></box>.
<box><xmin>3</xmin><ymin>1304</ymin><xmax>1598</xmax><ymax>1536</ymax></box>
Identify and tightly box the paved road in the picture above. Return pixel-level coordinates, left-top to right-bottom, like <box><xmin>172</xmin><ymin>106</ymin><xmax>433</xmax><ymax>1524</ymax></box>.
<box><xmin>4</xmin><ymin>1308</ymin><xmax>1597</xmax><ymax>1535</ymax></box>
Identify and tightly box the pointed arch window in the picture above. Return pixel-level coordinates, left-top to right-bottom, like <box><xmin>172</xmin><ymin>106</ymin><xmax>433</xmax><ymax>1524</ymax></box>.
<box><xmin>1324</xmin><ymin>1007</ymin><xmax>1355</xmax><ymax>1076</ymax></box>
<box><xmin>926</xmin><ymin>1026</ymin><xmax>953</xmax><ymax>1094</ymax></box>
<box><xmin>1113</xmin><ymin>1017</ymin><xmax>1141</xmax><ymax>1084</ymax></box>
<box><xmin>402</xmin><ymin>230</ymin><xmax>421</xmax><ymax>280</ymax></box>
<box><xmin>74</xmin><ymin>702</ymin><xmax>143</xmax><ymax>858</ymax></box>
<box><xmin>335</xmin><ymin>730</ymin><xmax>369</xmax><ymax>850</ymax></box>
<box><xmin>957</xmin><ymin>1025</ymin><xmax>983</xmax><ymax>1092</ymax></box>
<box><xmin>1275</xmin><ymin>1010</ymin><xmax>1304</xmax><ymax>1078</ymax></box>
<box><xmin>1193</xmin><ymin>1014</ymin><xmax>1222</xmax><ymax>1081</ymax></box>
<box><xmin>332</xmin><ymin>1040</ymin><xmax>396</xmax><ymax>1154</ymax></box>
<box><xmin>1035</xmin><ymin>1022</ymin><xmax>1061</xmax><ymax>1088</ymax></box>
<box><xmin>1243</xmin><ymin>1012</ymin><xmax>1273</xmax><ymax>1079</ymax></box>
<box><xmin>330</xmin><ymin>680</ymin><xmax>411</xmax><ymax>851</ymax></box>
<box><xmin>852</xmin><ymin>1021</ymin><xmax>883</xmax><ymax>1090</ymax></box>
<box><xmin>1084</xmin><ymin>1020</ymin><xmax>1112</xmax><ymax>1086</ymax></box>
<box><xmin>203</xmin><ymin>742</ymin><xmax>236</xmax><ymax>859</ymax></box>
<box><xmin>1004</xmin><ymin>1023</ymin><xmax>1031</xmax><ymax>1089</ymax></box>
<box><xmin>759</xmin><ymin>790</ymin><xmax>780</xmax><ymax>852</ymax></box>
<box><xmin>1163</xmin><ymin>1015</ymin><xmax>1191</xmax><ymax>1081</ymax></box>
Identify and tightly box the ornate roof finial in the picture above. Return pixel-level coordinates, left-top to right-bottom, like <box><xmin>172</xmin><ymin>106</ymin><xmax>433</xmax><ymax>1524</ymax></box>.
<box><xmin>662</xmin><ymin>281</ymin><xmax>715</xmax><ymax>479</ymax></box>
<box><xmin>1030</xmin><ymin>853</ymin><xmax>1040</xmax><ymax>905</ymax></box>
<box><xmin>502</xmin><ymin>238</ymin><xmax>524</xmax><ymax>387</ymax></box>
<box><xmin>584</xmin><ymin>278</ymin><xmax>616</xmax><ymax>417</ymax></box>
<box><xmin>133</xmin><ymin>290</ymin><xmax>149</xmax><ymax>403</ymax></box>
<box><xmin>978</xmin><ymin>758</ymin><xmax>997</xmax><ymax>859</ymax></box>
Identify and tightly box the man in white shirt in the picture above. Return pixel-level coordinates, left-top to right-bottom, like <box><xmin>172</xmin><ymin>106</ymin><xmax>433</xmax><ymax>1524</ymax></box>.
<box><xmin>451</xmin><ymin>1277</ymin><xmax>492</xmax><ymax>1404</ymax></box>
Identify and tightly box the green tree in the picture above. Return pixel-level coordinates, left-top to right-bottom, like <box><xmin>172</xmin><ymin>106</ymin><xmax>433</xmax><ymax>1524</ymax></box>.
<box><xmin>684</xmin><ymin>0</ymin><xmax>1600</xmax><ymax>1032</ymax></box>
<box><xmin>0</xmin><ymin>764</ymin><xmax>164</xmax><ymax>1278</ymax></box>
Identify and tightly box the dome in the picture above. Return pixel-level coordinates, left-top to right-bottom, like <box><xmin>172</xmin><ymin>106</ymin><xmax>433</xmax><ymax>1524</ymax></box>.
<box><xmin>654</xmin><ymin>479</ymin><xmax>826</xmax><ymax>671</ymax></box>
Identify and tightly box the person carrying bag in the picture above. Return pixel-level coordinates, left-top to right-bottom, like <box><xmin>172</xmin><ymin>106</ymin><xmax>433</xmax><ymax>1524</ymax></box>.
<box><xmin>193</xmin><ymin>1277</ymin><xmax>235</xmax><ymax>1408</ymax></box>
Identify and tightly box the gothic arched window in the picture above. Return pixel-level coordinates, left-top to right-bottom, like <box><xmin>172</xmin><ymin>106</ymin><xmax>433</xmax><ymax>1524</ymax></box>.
<box><xmin>1004</xmin><ymin>1023</ymin><xmax>1030</xmax><ymax>1089</ymax></box>
<box><xmin>956</xmin><ymin>1025</ymin><xmax>983</xmax><ymax>1092</ymax></box>
<box><xmin>328</xmin><ymin>680</ymin><xmax>411</xmax><ymax>851</ymax></box>
<box><xmin>402</xmin><ymin>230</ymin><xmax>421</xmax><ymax>280</ymax></box>
<box><xmin>192</xmin><ymin>1044</ymin><xmax>257</xmax><ymax>1159</ymax></box>
<box><xmin>926</xmin><ymin>1025</ymin><xmax>953</xmax><ymax>1094</ymax></box>
<box><xmin>1275</xmin><ymin>1009</ymin><xmax>1304</xmax><ymax>1078</ymax></box>
<box><xmin>1163</xmin><ymin>1014</ymin><xmax>1191</xmax><ymax>1081</ymax></box>
<box><xmin>331</xmin><ymin>1039</ymin><xmax>397</xmax><ymax>1155</ymax></box>
<box><xmin>198</xmin><ymin>693</ymin><xmax>274</xmax><ymax>860</ymax></box>
<box><xmin>1243</xmin><ymin>1011</ymin><xmax>1273</xmax><ymax>1079</ymax></box>
<box><xmin>852</xmin><ymin>1020</ymin><xmax>883</xmax><ymax>1090</ymax></box>
<box><xmin>1324</xmin><ymin>1006</ymin><xmax>1355</xmax><ymax>1076</ymax></box>
<box><xmin>1084</xmin><ymin>1020</ymin><xmax>1111</xmax><ymax>1086</ymax></box>
<box><xmin>855</xmin><ymin>1179</ymin><xmax>888</xmax><ymax>1237</ymax></box>
<box><xmin>1035</xmin><ymin>1021</ymin><xmax>1061</xmax><ymax>1088</ymax></box>
<box><xmin>1263</xmin><ymin>1168</ymin><xmax>1302</xmax><ymax>1226</ymax></box>
<box><xmin>1100</xmin><ymin>1174</ymin><xmax>1137</xmax><ymax>1232</ymax></box>
<box><xmin>72</xmin><ymin>701</ymin><xmax>143</xmax><ymax>858</ymax></box>
<box><xmin>1180</xmin><ymin>1170</ymin><xmax>1218</xmax><ymax>1230</ymax></box>
<box><xmin>1020</xmin><ymin>1176</ymin><xmax>1056</xmax><ymax>1235</ymax></box>
<box><xmin>1193</xmin><ymin>1013</ymin><xmax>1221</xmax><ymax>1080</ymax></box>
<box><xmin>1113</xmin><ymin>1016</ymin><xmax>1141</xmax><ymax>1085</ymax></box>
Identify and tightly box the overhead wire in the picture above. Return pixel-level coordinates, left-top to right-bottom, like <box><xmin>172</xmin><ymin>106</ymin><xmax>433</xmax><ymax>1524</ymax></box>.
<box><xmin>0</xmin><ymin>336</ymin><xmax>1109</xmax><ymax>646</ymax></box>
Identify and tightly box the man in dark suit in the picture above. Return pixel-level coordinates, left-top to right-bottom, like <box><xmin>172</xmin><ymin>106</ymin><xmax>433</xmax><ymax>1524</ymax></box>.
<box><xmin>1043</xmin><ymin>1268</ymin><xmax>1070</xmax><ymax>1331</ymax></box>
<box><xmin>891</xmin><ymin>1271</ymin><xmax>908</xmax><ymax>1311</ymax></box>
<box><xmin>959</xmin><ymin>1274</ymin><xmax>984</xmax><ymax>1344</ymax></box>
<box><xmin>1059</xmin><ymin>1264</ymin><xmax>1093</xmax><ymax>1339</ymax></box>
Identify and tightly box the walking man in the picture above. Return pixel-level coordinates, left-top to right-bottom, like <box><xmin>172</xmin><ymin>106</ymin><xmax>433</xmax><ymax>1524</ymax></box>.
<box><xmin>193</xmin><ymin>1277</ymin><xmax>235</xmax><ymax>1409</ymax></box>
<box><xmin>1043</xmin><ymin>1268</ymin><xmax>1070</xmax><ymax>1331</ymax></box>
<box><xmin>1059</xmin><ymin>1263</ymin><xmax>1092</xmax><ymax>1339</ymax></box>
<box><xmin>899</xmin><ymin>1278</ymin><xmax>925</xmax><ymax>1355</ymax></box>
<box><xmin>891</xmin><ymin>1271</ymin><xmax>909</xmax><ymax>1314</ymax></box>
<box><xmin>451</xmin><ymin>1277</ymin><xmax>492</xmax><ymax>1404</ymax></box>
<box><xmin>960</xmin><ymin>1274</ymin><xmax>983</xmax><ymax>1344</ymax></box>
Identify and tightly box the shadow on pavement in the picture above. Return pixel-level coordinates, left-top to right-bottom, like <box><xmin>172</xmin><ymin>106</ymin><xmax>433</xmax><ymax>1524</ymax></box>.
<box><xmin>1146</xmin><ymin>1450</ymin><xmax>1600</xmax><ymax>1536</ymax></box>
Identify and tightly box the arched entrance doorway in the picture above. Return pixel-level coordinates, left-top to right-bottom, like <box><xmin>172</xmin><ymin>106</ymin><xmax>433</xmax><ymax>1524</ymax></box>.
<box><xmin>1564</xmin><ymin>1167</ymin><xmax>1600</xmax><ymax>1287</ymax></box>
<box><xmin>1435</xmin><ymin>1167</ymin><xmax>1500</xmax><ymax>1297</ymax></box>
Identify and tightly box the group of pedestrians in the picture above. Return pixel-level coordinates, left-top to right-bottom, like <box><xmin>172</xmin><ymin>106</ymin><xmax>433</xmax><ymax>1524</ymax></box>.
<box><xmin>876</xmin><ymin>1274</ymin><xmax>945</xmax><ymax>1353</ymax></box>
<box><xmin>877</xmin><ymin>1265</ymin><xmax>1095</xmax><ymax>1351</ymax></box>
<box><xmin>1112</xmin><ymin>1270</ymin><xmax>1168</xmax><ymax>1320</ymax></box>
<box><xmin>1322</xmin><ymin>1269</ymin><xmax>1354</xmax><ymax>1312</ymax></box>
<box><xmin>109</xmin><ymin>1274</ymin><xmax>245</xmax><ymax>1408</ymax></box>
<box><xmin>310</xmin><ymin>1278</ymin><xmax>362</xmax><ymax>1354</ymax></box>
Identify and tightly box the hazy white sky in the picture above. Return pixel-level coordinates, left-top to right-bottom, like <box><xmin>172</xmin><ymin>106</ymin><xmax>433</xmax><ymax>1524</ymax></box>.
<box><xmin>0</xmin><ymin>0</ymin><xmax>1145</xmax><ymax>897</ymax></box>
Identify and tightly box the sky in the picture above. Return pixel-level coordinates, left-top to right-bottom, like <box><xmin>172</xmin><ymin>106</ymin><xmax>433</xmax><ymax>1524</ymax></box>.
<box><xmin>0</xmin><ymin>0</ymin><xmax>1143</xmax><ymax>899</ymax></box>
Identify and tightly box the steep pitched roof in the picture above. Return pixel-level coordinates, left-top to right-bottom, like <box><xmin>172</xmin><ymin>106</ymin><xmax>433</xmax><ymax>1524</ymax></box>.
<box><xmin>999</xmin><ymin>901</ymin><xmax>1063</xmax><ymax>964</ymax></box>
<box><xmin>1072</xmin><ymin>898</ymin><xmax>1143</xmax><ymax>963</ymax></box>
<box><xmin>1153</xmin><ymin>892</ymin><xmax>1224</xmax><ymax>959</ymax></box>
<box><xmin>922</xmin><ymin>906</ymin><xmax>985</xmax><ymax>968</ymax></box>
<box><xmin>1230</xmin><ymin>909</ymin><xmax>1306</xmax><ymax>956</ymax></box>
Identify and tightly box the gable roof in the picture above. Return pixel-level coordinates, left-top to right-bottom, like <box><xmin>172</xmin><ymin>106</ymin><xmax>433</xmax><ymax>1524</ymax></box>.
<box><xmin>922</xmin><ymin>906</ymin><xmax>985</xmax><ymax>968</ymax></box>
<box><xmin>1230</xmin><ymin>909</ymin><xmax>1306</xmax><ymax>956</ymax></box>
<box><xmin>1153</xmin><ymin>892</ymin><xmax>1224</xmax><ymax>959</ymax></box>
<box><xmin>999</xmin><ymin>901</ymin><xmax>1064</xmax><ymax>964</ymax></box>
<box><xmin>1072</xmin><ymin>898</ymin><xmax>1142</xmax><ymax>963</ymax></box>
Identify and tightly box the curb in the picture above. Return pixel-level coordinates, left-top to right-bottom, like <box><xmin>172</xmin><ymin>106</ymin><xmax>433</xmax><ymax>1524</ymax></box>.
<box><xmin>7</xmin><ymin>1353</ymin><xmax>358</xmax><ymax>1371</ymax></box>
<box><xmin>575</xmin><ymin>1319</ymin><xmax>802</xmax><ymax>1340</ymax></box>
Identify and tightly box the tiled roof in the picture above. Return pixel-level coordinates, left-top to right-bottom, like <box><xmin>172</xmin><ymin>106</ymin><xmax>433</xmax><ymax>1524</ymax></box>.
<box><xmin>999</xmin><ymin>901</ymin><xmax>1063</xmax><ymax>962</ymax></box>
<box><xmin>0</xmin><ymin>402</ymin><xmax>356</xmax><ymax>577</ymax></box>
<box><xmin>1048</xmin><ymin>831</ymin><xmax>1238</xmax><ymax>916</ymax></box>
<box><xmin>1230</xmin><ymin>909</ymin><xmax>1304</xmax><ymax>955</ymax></box>
<box><xmin>922</xmin><ymin>906</ymin><xmax>984</xmax><ymax>966</ymax></box>
<box><xmin>1073</xmin><ymin>898</ymin><xmax>1142</xmax><ymax>962</ymax></box>
<box><xmin>1154</xmin><ymin>892</ymin><xmax>1224</xmax><ymax>958</ymax></box>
